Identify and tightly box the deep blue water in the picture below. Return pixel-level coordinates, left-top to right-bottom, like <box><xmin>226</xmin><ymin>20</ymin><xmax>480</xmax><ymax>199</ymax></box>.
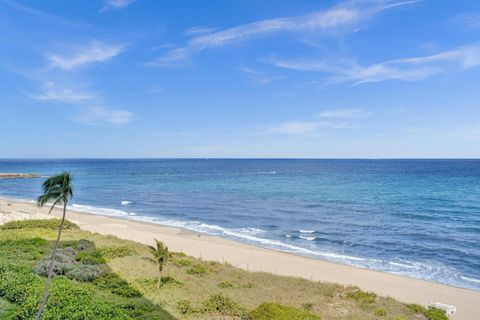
<box><xmin>0</xmin><ymin>159</ymin><xmax>479</xmax><ymax>290</ymax></box>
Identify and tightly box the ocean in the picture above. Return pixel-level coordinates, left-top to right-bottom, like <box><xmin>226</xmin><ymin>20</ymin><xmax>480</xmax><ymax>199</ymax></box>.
<box><xmin>0</xmin><ymin>159</ymin><xmax>479</xmax><ymax>290</ymax></box>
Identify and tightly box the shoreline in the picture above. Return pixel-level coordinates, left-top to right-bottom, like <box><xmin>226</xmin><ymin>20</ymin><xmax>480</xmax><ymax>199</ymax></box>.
<box><xmin>1</xmin><ymin>197</ymin><xmax>479</xmax><ymax>319</ymax></box>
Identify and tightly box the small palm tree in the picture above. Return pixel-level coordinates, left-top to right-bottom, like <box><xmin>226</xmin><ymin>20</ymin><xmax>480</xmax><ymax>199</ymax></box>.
<box><xmin>35</xmin><ymin>172</ymin><xmax>73</xmax><ymax>320</ymax></box>
<box><xmin>146</xmin><ymin>239</ymin><xmax>169</xmax><ymax>289</ymax></box>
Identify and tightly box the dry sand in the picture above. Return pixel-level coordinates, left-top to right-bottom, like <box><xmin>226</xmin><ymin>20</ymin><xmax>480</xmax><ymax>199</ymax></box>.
<box><xmin>0</xmin><ymin>197</ymin><xmax>478</xmax><ymax>320</ymax></box>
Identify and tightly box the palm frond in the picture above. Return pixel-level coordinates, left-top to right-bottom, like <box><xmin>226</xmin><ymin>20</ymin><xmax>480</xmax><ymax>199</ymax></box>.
<box><xmin>37</xmin><ymin>172</ymin><xmax>73</xmax><ymax>208</ymax></box>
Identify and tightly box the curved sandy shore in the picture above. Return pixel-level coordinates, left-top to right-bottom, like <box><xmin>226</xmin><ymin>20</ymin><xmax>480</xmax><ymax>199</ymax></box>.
<box><xmin>0</xmin><ymin>197</ymin><xmax>478</xmax><ymax>319</ymax></box>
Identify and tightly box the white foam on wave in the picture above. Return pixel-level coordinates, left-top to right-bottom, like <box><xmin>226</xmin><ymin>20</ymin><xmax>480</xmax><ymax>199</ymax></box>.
<box><xmin>389</xmin><ymin>261</ymin><xmax>415</xmax><ymax>268</ymax></box>
<box><xmin>66</xmin><ymin>202</ymin><xmax>480</xmax><ymax>291</ymax></box>
<box><xmin>460</xmin><ymin>276</ymin><xmax>480</xmax><ymax>284</ymax></box>
<box><xmin>68</xmin><ymin>202</ymin><xmax>367</xmax><ymax>264</ymax></box>
<box><xmin>257</xmin><ymin>171</ymin><xmax>277</xmax><ymax>174</ymax></box>
<box><xmin>69</xmin><ymin>203</ymin><xmax>137</xmax><ymax>217</ymax></box>
<box><xmin>121</xmin><ymin>201</ymin><xmax>132</xmax><ymax>205</ymax></box>
<box><xmin>299</xmin><ymin>230</ymin><xmax>315</xmax><ymax>234</ymax></box>
<box><xmin>299</xmin><ymin>236</ymin><xmax>316</xmax><ymax>241</ymax></box>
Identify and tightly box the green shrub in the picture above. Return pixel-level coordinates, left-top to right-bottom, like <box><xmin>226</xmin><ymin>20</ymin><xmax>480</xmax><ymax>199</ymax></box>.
<box><xmin>160</xmin><ymin>276</ymin><xmax>183</xmax><ymax>287</ymax></box>
<box><xmin>301</xmin><ymin>302</ymin><xmax>313</xmax><ymax>311</ymax></box>
<box><xmin>0</xmin><ymin>263</ymin><xmax>133</xmax><ymax>319</ymax></box>
<box><xmin>250</xmin><ymin>302</ymin><xmax>320</xmax><ymax>320</ymax></box>
<box><xmin>65</xmin><ymin>265</ymin><xmax>100</xmax><ymax>282</ymax></box>
<box><xmin>373</xmin><ymin>307</ymin><xmax>386</xmax><ymax>316</ymax></box>
<box><xmin>406</xmin><ymin>303</ymin><xmax>426</xmax><ymax>314</ymax></box>
<box><xmin>346</xmin><ymin>289</ymin><xmax>376</xmax><ymax>305</ymax></box>
<box><xmin>33</xmin><ymin>247</ymin><xmax>100</xmax><ymax>282</ymax></box>
<box><xmin>202</xmin><ymin>293</ymin><xmax>245</xmax><ymax>317</ymax></box>
<box><xmin>94</xmin><ymin>273</ymin><xmax>141</xmax><ymax>297</ymax></box>
<box><xmin>0</xmin><ymin>298</ymin><xmax>17</xmax><ymax>320</ymax></box>
<box><xmin>96</xmin><ymin>246</ymin><xmax>133</xmax><ymax>261</ymax></box>
<box><xmin>174</xmin><ymin>258</ymin><xmax>193</xmax><ymax>267</ymax></box>
<box><xmin>75</xmin><ymin>239</ymin><xmax>94</xmax><ymax>251</ymax></box>
<box><xmin>177</xmin><ymin>299</ymin><xmax>196</xmax><ymax>315</ymax></box>
<box><xmin>0</xmin><ymin>219</ymin><xmax>78</xmax><ymax>230</ymax></box>
<box><xmin>171</xmin><ymin>251</ymin><xmax>187</xmax><ymax>258</ymax></box>
<box><xmin>186</xmin><ymin>264</ymin><xmax>208</xmax><ymax>275</ymax></box>
<box><xmin>0</xmin><ymin>238</ymin><xmax>47</xmax><ymax>262</ymax></box>
<box><xmin>424</xmin><ymin>307</ymin><xmax>448</xmax><ymax>320</ymax></box>
<box><xmin>218</xmin><ymin>280</ymin><xmax>234</xmax><ymax>288</ymax></box>
<box><xmin>75</xmin><ymin>251</ymin><xmax>105</xmax><ymax>265</ymax></box>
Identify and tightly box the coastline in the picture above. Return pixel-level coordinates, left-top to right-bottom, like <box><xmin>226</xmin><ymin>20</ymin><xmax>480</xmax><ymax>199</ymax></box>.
<box><xmin>1</xmin><ymin>197</ymin><xmax>479</xmax><ymax>320</ymax></box>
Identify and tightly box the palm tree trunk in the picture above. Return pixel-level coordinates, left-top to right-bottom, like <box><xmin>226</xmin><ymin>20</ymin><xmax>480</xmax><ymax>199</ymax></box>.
<box><xmin>35</xmin><ymin>200</ymin><xmax>67</xmax><ymax>320</ymax></box>
<box><xmin>156</xmin><ymin>263</ymin><xmax>163</xmax><ymax>289</ymax></box>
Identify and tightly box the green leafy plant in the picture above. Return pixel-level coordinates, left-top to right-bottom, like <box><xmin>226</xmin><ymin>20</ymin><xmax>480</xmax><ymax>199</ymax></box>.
<box><xmin>186</xmin><ymin>264</ymin><xmax>208</xmax><ymax>275</ymax></box>
<box><xmin>424</xmin><ymin>307</ymin><xmax>448</xmax><ymax>320</ymax></box>
<box><xmin>301</xmin><ymin>302</ymin><xmax>313</xmax><ymax>311</ymax></box>
<box><xmin>374</xmin><ymin>307</ymin><xmax>387</xmax><ymax>316</ymax></box>
<box><xmin>346</xmin><ymin>289</ymin><xmax>376</xmax><ymax>305</ymax></box>
<box><xmin>202</xmin><ymin>293</ymin><xmax>245</xmax><ymax>317</ymax></box>
<box><xmin>0</xmin><ymin>219</ymin><xmax>78</xmax><ymax>230</ymax></box>
<box><xmin>218</xmin><ymin>280</ymin><xmax>234</xmax><ymax>288</ymax></box>
<box><xmin>250</xmin><ymin>302</ymin><xmax>320</xmax><ymax>320</ymax></box>
<box><xmin>75</xmin><ymin>251</ymin><xmax>106</xmax><ymax>265</ymax></box>
<box><xmin>96</xmin><ymin>246</ymin><xmax>133</xmax><ymax>261</ymax></box>
<box><xmin>173</xmin><ymin>258</ymin><xmax>192</xmax><ymax>268</ymax></box>
<box><xmin>93</xmin><ymin>273</ymin><xmax>141</xmax><ymax>297</ymax></box>
<box><xmin>177</xmin><ymin>299</ymin><xmax>196</xmax><ymax>315</ymax></box>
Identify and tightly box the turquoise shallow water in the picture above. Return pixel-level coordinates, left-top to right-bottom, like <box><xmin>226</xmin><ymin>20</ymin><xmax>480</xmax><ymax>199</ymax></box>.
<box><xmin>0</xmin><ymin>159</ymin><xmax>479</xmax><ymax>290</ymax></box>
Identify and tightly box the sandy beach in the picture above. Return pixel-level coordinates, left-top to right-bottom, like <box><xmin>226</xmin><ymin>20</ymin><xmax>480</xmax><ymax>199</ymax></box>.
<box><xmin>1</xmin><ymin>197</ymin><xmax>479</xmax><ymax>320</ymax></box>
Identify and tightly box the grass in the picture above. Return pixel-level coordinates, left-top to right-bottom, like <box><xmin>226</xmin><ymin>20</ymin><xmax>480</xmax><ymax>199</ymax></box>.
<box><xmin>0</xmin><ymin>219</ymin><xmax>436</xmax><ymax>319</ymax></box>
<box><xmin>0</xmin><ymin>297</ymin><xmax>16</xmax><ymax>319</ymax></box>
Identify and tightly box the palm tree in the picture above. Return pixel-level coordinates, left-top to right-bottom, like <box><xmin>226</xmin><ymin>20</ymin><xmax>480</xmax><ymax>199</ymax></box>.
<box><xmin>146</xmin><ymin>239</ymin><xmax>169</xmax><ymax>289</ymax></box>
<box><xmin>35</xmin><ymin>172</ymin><xmax>73</xmax><ymax>320</ymax></box>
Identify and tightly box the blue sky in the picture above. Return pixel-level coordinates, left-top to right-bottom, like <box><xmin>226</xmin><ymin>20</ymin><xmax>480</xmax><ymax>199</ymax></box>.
<box><xmin>1</xmin><ymin>0</ymin><xmax>480</xmax><ymax>158</ymax></box>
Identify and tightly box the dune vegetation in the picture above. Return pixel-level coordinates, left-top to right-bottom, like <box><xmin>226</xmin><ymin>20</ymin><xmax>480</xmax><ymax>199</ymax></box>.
<box><xmin>0</xmin><ymin>219</ymin><xmax>447</xmax><ymax>320</ymax></box>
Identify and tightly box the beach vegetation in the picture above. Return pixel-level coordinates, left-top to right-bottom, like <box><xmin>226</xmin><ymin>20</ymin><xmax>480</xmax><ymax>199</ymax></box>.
<box><xmin>96</xmin><ymin>245</ymin><xmax>134</xmax><ymax>261</ymax></box>
<box><xmin>423</xmin><ymin>307</ymin><xmax>448</xmax><ymax>320</ymax></box>
<box><xmin>374</xmin><ymin>306</ymin><xmax>387</xmax><ymax>316</ymax></box>
<box><xmin>346</xmin><ymin>288</ymin><xmax>377</xmax><ymax>305</ymax></box>
<box><xmin>201</xmin><ymin>293</ymin><xmax>246</xmax><ymax>317</ymax></box>
<box><xmin>173</xmin><ymin>258</ymin><xmax>193</xmax><ymax>267</ymax></box>
<box><xmin>218</xmin><ymin>280</ymin><xmax>235</xmax><ymax>288</ymax></box>
<box><xmin>0</xmin><ymin>222</ymin><xmax>433</xmax><ymax>320</ymax></box>
<box><xmin>301</xmin><ymin>302</ymin><xmax>314</xmax><ymax>311</ymax></box>
<box><xmin>93</xmin><ymin>273</ymin><xmax>141</xmax><ymax>297</ymax></box>
<box><xmin>145</xmin><ymin>239</ymin><xmax>169</xmax><ymax>289</ymax></box>
<box><xmin>160</xmin><ymin>275</ymin><xmax>183</xmax><ymax>287</ymax></box>
<box><xmin>186</xmin><ymin>263</ymin><xmax>209</xmax><ymax>275</ymax></box>
<box><xmin>0</xmin><ymin>218</ymin><xmax>78</xmax><ymax>230</ymax></box>
<box><xmin>406</xmin><ymin>303</ymin><xmax>426</xmax><ymax>313</ymax></box>
<box><xmin>176</xmin><ymin>299</ymin><xmax>196</xmax><ymax>315</ymax></box>
<box><xmin>249</xmin><ymin>302</ymin><xmax>320</xmax><ymax>320</ymax></box>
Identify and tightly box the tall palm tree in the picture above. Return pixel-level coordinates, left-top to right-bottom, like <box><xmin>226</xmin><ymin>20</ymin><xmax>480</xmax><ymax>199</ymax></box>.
<box><xmin>35</xmin><ymin>172</ymin><xmax>73</xmax><ymax>320</ymax></box>
<box><xmin>146</xmin><ymin>239</ymin><xmax>169</xmax><ymax>289</ymax></box>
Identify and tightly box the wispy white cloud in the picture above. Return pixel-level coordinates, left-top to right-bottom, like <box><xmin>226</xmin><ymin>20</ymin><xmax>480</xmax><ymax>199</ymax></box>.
<box><xmin>451</xmin><ymin>12</ymin><xmax>480</xmax><ymax>30</ymax></box>
<box><xmin>262</xmin><ymin>120</ymin><xmax>355</xmax><ymax>135</ymax></box>
<box><xmin>76</xmin><ymin>107</ymin><xmax>133</xmax><ymax>125</ymax></box>
<box><xmin>150</xmin><ymin>0</ymin><xmax>420</xmax><ymax>66</ymax></box>
<box><xmin>317</xmin><ymin>108</ymin><xmax>370</xmax><ymax>118</ymax></box>
<box><xmin>0</xmin><ymin>0</ymin><xmax>89</xmax><ymax>28</ymax></box>
<box><xmin>100</xmin><ymin>0</ymin><xmax>136</xmax><ymax>12</ymax></box>
<box><xmin>25</xmin><ymin>82</ymin><xmax>95</xmax><ymax>103</ymax></box>
<box><xmin>183</xmin><ymin>26</ymin><xmax>216</xmax><ymax>37</ymax></box>
<box><xmin>267</xmin><ymin>44</ymin><xmax>480</xmax><ymax>84</ymax></box>
<box><xmin>47</xmin><ymin>41</ymin><xmax>125</xmax><ymax>70</ymax></box>
<box><xmin>444</xmin><ymin>127</ymin><xmax>480</xmax><ymax>140</ymax></box>
<box><xmin>240</xmin><ymin>67</ymin><xmax>283</xmax><ymax>85</ymax></box>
